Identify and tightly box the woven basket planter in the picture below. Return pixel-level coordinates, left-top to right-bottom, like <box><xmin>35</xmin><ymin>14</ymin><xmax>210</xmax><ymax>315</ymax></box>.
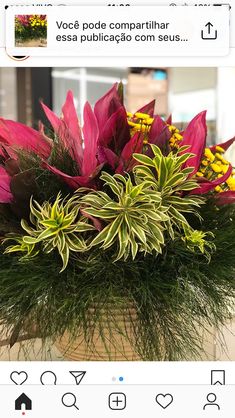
<box><xmin>55</xmin><ymin>304</ymin><xmax>141</xmax><ymax>361</ymax></box>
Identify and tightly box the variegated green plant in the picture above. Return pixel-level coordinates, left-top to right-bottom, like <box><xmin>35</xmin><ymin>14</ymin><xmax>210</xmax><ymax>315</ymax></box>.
<box><xmin>133</xmin><ymin>144</ymin><xmax>205</xmax><ymax>239</ymax></box>
<box><xmin>3</xmin><ymin>235</ymin><xmax>39</xmax><ymax>260</ymax></box>
<box><xmin>4</xmin><ymin>193</ymin><xmax>94</xmax><ymax>271</ymax></box>
<box><xmin>79</xmin><ymin>172</ymin><xmax>169</xmax><ymax>261</ymax></box>
<box><xmin>181</xmin><ymin>225</ymin><xmax>216</xmax><ymax>261</ymax></box>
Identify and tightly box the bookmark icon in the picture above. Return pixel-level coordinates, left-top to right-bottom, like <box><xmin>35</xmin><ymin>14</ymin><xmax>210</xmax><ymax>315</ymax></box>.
<box><xmin>211</xmin><ymin>370</ymin><xmax>225</xmax><ymax>385</ymax></box>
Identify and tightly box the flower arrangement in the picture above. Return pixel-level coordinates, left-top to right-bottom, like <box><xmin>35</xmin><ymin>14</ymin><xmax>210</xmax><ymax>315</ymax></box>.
<box><xmin>0</xmin><ymin>83</ymin><xmax>235</xmax><ymax>360</ymax></box>
<box><xmin>15</xmin><ymin>15</ymin><xmax>47</xmax><ymax>44</ymax></box>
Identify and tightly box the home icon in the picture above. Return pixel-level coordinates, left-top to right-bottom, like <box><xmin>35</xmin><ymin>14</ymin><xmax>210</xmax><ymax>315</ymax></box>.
<box><xmin>15</xmin><ymin>393</ymin><xmax>32</xmax><ymax>411</ymax></box>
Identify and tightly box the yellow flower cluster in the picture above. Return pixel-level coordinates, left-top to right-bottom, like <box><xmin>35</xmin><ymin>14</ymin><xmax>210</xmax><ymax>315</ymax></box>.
<box><xmin>29</xmin><ymin>15</ymin><xmax>47</xmax><ymax>28</ymax></box>
<box><xmin>127</xmin><ymin>112</ymin><xmax>154</xmax><ymax>144</ymax></box>
<box><xmin>168</xmin><ymin>125</ymin><xmax>183</xmax><ymax>150</ymax></box>
<box><xmin>196</xmin><ymin>145</ymin><xmax>235</xmax><ymax>193</ymax></box>
<box><xmin>127</xmin><ymin>112</ymin><xmax>182</xmax><ymax>147</ymax></box>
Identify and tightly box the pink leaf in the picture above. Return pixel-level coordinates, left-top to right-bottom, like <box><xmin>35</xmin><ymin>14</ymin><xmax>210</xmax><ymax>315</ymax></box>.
<box><xmin>43</xmin><ymin>163</ymin><xmax>88</xmax><ymax>189</ymax></box>
<box><xmin>41</xmin><ymin>93</ymin><xmax>83</xmax><ymax>167</ymax></box>
<box><xmin>43</xmin><ymin>162</ymin><xmax>102</xmax><ymax>190</ymax></box>
<box><xmin>94</xmin><ymin>83</ymin><xmax>122</xmax><ymax>133</ymax></box>
<box><xmin>100</xmin><ymin>107</ymin><xmax>130</xmax><ymax>151</ymax></box>
<box><xmin>148</xmin><ymin>116</ymin><xmax>171</xmax><ymax>154</ymax></box>
<box><xmin>137</xmin><ymin>100</ymin><xmax>156</xmax><ymax>117</ymax></box>
<box><xmin>116</xmin><ymin>132</ymin><xmax>143</xmax><ymax>174</ymax></box>
<box><xmin>149</xmin><ymin>116</ymin><xmax>166</xmax><ymax>141</ymax></box>
<box><xmin>38</xmin><ymin>121</ymin><xmax>53</xmax><ymax>146</ymax></box>
<box><xmin>80</xmin><ymin>209</ymin><xmax>102</xmax><ymax>231</ymax></box>
<box><xmin>180</xmin><ymin>111</ymin><xmax>207</xmax><ymax>175</ymax></box>
<box><xmin>0</xmin><ymin>119</ymin><xmax>51</xmax><ymax>158</ymax></box>
<box><xmin>210</xmin><ymin>136</ymin><xmax>235</xmax><ymax>152</ymax></box>
<box><xmin>97</xmin><ymin>147</ymin><xmax>118</xmax><ymax>169</ymax></box>
<box><xmin>82</xmin><ymin>102</ymin><xmax>99</xmax><ymax>177</ymax></box>
<box><xmin>166</xmin><ymin>114</ymin><xmax>172</xmax><ymax>125</ymax></box>
<box><xmin>0</xmin><ymin>166</ymin><xmax>13</xmax><ymax>203</ymax></box>
<box><xmin>62</xmin><ymin>91</ymin><xmax>83</xmax><ymax>165</ymax></box>
<box><xmin>40</xmin><ymin>101</ymin><xmax>62</xmax><ymax>133</ymax></box>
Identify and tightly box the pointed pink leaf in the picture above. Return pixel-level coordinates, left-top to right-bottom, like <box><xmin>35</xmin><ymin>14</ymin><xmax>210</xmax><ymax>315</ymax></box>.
<box><xmin>62</xmin><ymin>91</ymin><xmax>81</xmax><ymax>143</ymax></box>
<box><xmin>43</xmin><ymin>163</ymin><xmax>88</xmax><ymax>189</ymax></box>
<box><xmin>116</xmin><ymin>132</ymin><xmax>143</xmax><ymax>174</ymax></box>
<box><xmin>166</xmin><ymin>114</ymin><xmax>172</xmax><ymax>125</ymax></box>
<box><xmin>40</xmin><ymin>101</ymin><xmax>62</xmax><ymax>133</ymax></box>
<box><xmin>62</xmin><ymin>91</ymin><xmax>83</xmax><ymax>165</ymax></box>
<box><xmin>149</xmin><ymin>115</ymin><xmax>166</xmax><ymax>140</ymax></box>
<box><xmin>180</xmin><ymin>111</ymin><xmax>207</xmax><ymax>175</ymax></box>
<box><xmin>120</xmin><ymin>132</ymin><xmax>143</xmax><ymax>162</ymax></box>
<box><xmin>0</xmin><ymin>119</ymin><xmax>51</xmax><ymax>158</ymax></box>
<box><xmin>210</xmin><ymin>136</ymin><xmax>235</xmax><ymax>152</ymax></box>
<box><xmin>82</xmin><ymin>102</ymin><xmax>99</xmax><ymax>177</ymax></box>
<box><xmin>38</xmin><ymin>121</ymin><xmax>53</xmax><ymax>146</ymax></box>
<box><xmin>43</xmin><ymin>162</ymin><xmax>102</xmax><ymax>189</ymax></box>
<box><xmin>0</xmin><ymin>166</ymin><xmax>13</xmax><ymax>203</ymax></box>
<box><xmin>41</xmin><ymin>94</ymin><xmax>83</xmax><ymax>167</ymax></box>
<box><xmin>80</xmin><ymin>209</ymin><xmax>102</xmax><ymax>231</ymax></box>
<box><xmin>94</xmin><ymin>83</ymin><xmax>122</xmax><ymax>132</ymax></box>
<box><xmin>100</xmin><ymin>107</ymin><xmax>130</xmax><ymax>151</ymax></box>
<box><xmin>148</xmin><ymin>116</ymin><xmax>171</xmax><ymax>154</ymax></box>
<box><xmin>137</xmin><ymin>100</ymin><xmax>155</xmax><ymax>117</ymax></box>
<box><xmin>97</xmin><ymin>146</ymin><xmax>118</xmax><ymax>169</ymax></box>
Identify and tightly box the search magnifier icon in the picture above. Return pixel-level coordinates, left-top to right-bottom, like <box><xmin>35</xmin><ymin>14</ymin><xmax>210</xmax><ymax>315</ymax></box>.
<box><xmin>62</xmin><ymin>392</ymin><xmax>79</xmax><ymax>410</ymax></box>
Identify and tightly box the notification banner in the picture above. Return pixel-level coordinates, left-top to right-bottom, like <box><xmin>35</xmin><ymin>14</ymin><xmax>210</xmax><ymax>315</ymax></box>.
<box><xmin>5</xmin><ymin>5</ymin><xmax>230</xmax><ymax>57</ymax></box>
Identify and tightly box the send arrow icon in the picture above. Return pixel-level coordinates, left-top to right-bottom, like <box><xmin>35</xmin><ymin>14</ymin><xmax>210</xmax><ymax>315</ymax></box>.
<box><xmin>70</xmin><ymin>371</ymin><xmax>86</xmax><ymax>385</ymax></box>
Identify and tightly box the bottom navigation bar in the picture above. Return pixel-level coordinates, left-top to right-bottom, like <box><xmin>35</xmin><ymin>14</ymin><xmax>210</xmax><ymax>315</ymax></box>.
<box><xmin>4</xmin><ymin>384</ymin><xmax>235</xmax><ymax>417</ymax></box>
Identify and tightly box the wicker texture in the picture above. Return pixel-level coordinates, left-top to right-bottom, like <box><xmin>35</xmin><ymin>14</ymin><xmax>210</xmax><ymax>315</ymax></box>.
<box><xmin>55</xmin><ymin>305</ymin><xmax>141</xmax><ymax>360</ymax></box>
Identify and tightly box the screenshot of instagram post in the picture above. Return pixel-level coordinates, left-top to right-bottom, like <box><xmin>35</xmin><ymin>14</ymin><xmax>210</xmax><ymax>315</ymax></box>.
<box><xmin>0</xmin><ymin>1</ymin><xmax>235</xmax><ymax>417</ymax></box>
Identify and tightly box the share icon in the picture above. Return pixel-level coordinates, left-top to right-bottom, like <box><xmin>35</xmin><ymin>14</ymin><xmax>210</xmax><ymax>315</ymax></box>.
<box><xmin>69</xmin><ymin>371</ymin><xmax>86</xmax><ymax>385</ymax></box>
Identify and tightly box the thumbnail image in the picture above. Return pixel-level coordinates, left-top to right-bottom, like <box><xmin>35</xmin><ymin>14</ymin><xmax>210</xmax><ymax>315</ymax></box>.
<box><xmin>15</xmin><ymin>15</ymin><xmax>47</xmax><ymax>48</ymax></box>
<box><xmin>0</xmin><ymin>67</ymin><xmax>234</xmax><ymax>361</ymax></box>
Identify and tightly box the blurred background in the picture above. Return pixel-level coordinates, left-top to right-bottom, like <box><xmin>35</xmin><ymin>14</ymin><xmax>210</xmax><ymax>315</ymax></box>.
<box><xmin>1</xmin><ymin>67</ymin><xmax>235</xmax><ymax>156</ymax></box>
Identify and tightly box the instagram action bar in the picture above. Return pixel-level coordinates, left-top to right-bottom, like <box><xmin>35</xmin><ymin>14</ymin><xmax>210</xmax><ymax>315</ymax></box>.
<box><xmin>5</xmin><ymin>5</ymin><xmax>230</xmax><ymax>57</ymax></box>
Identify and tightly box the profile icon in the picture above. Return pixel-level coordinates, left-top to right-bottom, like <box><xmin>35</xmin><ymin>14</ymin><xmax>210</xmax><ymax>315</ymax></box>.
<box><xmin>203</xmin><ymin>393</ymin><xmax>220</xmax><ymax>410</ymax></box>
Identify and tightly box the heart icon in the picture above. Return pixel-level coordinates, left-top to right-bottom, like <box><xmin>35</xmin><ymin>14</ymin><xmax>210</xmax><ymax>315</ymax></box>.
<box><xmin>156</xmin><ymin>393</ymin><xmax>173</xmax><ymax>409</ymax></box>
<box><xmin>10</xmin><ymin>371</ymin><xmax>28</xmax><ymax>385</ymax></box>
